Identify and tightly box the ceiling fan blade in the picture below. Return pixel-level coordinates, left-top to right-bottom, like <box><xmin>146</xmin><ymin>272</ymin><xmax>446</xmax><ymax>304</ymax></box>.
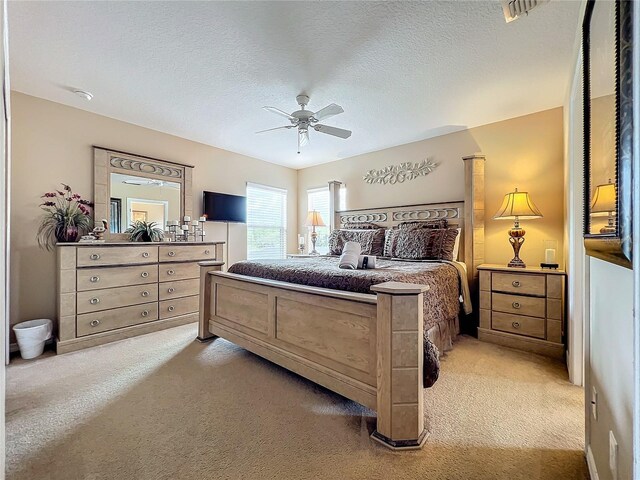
<box><xmin>299</xmin><ymin>129</ymin><xmax>310</xmax><ymax>147</ymax></box>
<box><xmin>263</xmin><ymin>106</ymin><xmax>296</xmax><ymax>121</ymax></box>
<box><xmin>313</xmin><ymin>124</ymin><xmax>352</xmax><ymax>139</ymax></box>
<box><xmin>311</xmin><ymin>103</ymin><xmax>344</xmax><ymax>122</ymax></box>
<box><xmin>255</xmin><ymin>125</ymin><xmax>295</xmax><ymax>134</ymax></box>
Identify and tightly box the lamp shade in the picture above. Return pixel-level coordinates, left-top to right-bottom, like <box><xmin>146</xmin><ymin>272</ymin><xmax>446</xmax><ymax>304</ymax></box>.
<box><xmin>493</xmin><ymin>188</ymin><xmax>543</xmax><ymax>220</ymax></box>
<box><xmin>305</xmin><ymin>210</ymin><xmax>326</xmax><ymax>227</ymax></box>
<box><xmin>591</xmin><ymin>182</ymin><xmax>616</xmax><ymax>213</ymax></box>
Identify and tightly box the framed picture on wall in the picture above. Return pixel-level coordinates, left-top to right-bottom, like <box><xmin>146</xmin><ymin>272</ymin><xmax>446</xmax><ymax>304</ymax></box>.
<box><xmin>582</xmin><ymin>0</ymin><xmax>633</xmax><ymax>268</ymax></box>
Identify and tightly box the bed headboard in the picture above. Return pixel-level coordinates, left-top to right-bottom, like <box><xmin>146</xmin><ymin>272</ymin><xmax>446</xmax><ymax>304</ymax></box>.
<box><xmin>327</xmin><ymin>154</ymin><xmax>485</xmax><ymax>307</ymax></box>
<box><xmin>335</xmin><ymin>200</ymin><xmax>466</xmax><ymax>262</ymax></box>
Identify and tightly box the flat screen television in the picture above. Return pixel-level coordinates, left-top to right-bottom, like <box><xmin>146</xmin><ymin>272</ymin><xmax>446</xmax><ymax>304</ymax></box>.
<box><xmin>203</xmin><ymin>191</ymin><xmax>247</xmax><ymax>223</ymax></box>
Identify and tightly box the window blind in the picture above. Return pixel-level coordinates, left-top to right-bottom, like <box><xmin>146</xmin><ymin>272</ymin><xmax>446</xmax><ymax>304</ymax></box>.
<box><xmin>307</xmin><ymin>187</ymin><xmax>331</xmax><ymax>254</ymax></box>
<box><xmin>247</xmin><ymin>182</ymin><xmax>287</xmax><ymax>260</ymax></box>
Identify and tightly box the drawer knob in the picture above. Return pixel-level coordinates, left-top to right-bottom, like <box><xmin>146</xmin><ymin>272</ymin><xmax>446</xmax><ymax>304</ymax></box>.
<box><xmin>90</xmin><ymin>276</ymin><xmax>100</xmax><ymax>283</ymax></box>
<box><xmin>512</xmin><ymin>321</ymin><xmax>520</xmax><ymax>329</ymax></box>
<box><xmin>141</xmin><ymin>310</ymin><xmax>149</xmax><ymax>317</ymax></box>
<box><xmin>205</xmin><ymin>250</ymin><xmax>210</xmax><ymax>255</ymax></box>
<box><xmin>167</xmin><ymin>269</ymin><xmax>175</xmax><ymax>275</ymax></box>
<box><xmin>168</xmin><ymin>251</ymin><xmax>176</xmax><ymax>257</ymax></box>
<box><xmin>512</xmin><ymin>302</ymin><xmax>521</xmax><ymax>309</ymax></box>
<box><xmin>168</xmin><ymin>287</ymin><xmax>175</xmax><ymax>293</ymax></box>
<box><xmin>89</xmin><ymin>297</ymin><xmax>100</xmax><ymax>305</ymax></box>
<box><xmin>90</xmin><ymin>253</ymin><xmax>100</xmax><ymax>260</ymax></box>
<box><xmin>168</xmin><ymin>305</ymin><xmax>175</xmax><ymax>312</ymax></box>
<box><xmin>90</xmin><ymin>319</ymin><xmax>100</xmax><ymax>327</ymax></box>
<box><xmin>512</xmin><ymin>281</ymin><xmax>521</xmax><ymax>287</ymax></box>
<box><xmin>141</xmin><ymin>272</ymin><xmax>149</xmax><ymax>278</ymax></box>
<box><xmin>141</xmin><ymin>291</ymin><xmax>150</xmax><ymax>297</ymax></box>
<box><xmin>142</xmin><ymin>252</ymin><xmax>150</xmax><ymax>258</ymax></box>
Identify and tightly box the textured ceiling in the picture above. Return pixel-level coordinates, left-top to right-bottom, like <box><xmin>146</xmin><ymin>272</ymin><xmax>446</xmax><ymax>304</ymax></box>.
<box><xmin>8</xmin><ymin>1</ymin><xmax>581</xmax><ymax>168</ymax></box>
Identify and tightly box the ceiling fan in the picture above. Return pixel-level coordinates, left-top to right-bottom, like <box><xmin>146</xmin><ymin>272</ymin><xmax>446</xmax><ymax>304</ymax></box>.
<box><xmin>257</xmin><ymin>94</ymin><xmax>352</xmax><ymax>154</ymax></box>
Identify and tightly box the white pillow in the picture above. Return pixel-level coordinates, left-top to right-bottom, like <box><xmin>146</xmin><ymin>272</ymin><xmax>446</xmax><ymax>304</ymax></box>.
<box><xmin>452</xmin><ymin>228</ymin><xmax>462</xmax><ymax>261</ymax></box>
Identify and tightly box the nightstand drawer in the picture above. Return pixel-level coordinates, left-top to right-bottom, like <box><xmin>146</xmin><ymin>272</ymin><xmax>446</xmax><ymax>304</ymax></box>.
<box><xmin>492</xmin><ymin>272</ymin><xmax>545</xmax><ymax>296</ymax></box>
<box><xmin>491</xmin><ymin>312</ymin><xmax>545</xmax><ymax>339</ymax></box>
<box><xmin>492</xmin><ymin>292</ymin><xmax>545</xmax><ymax>318</ymax></box>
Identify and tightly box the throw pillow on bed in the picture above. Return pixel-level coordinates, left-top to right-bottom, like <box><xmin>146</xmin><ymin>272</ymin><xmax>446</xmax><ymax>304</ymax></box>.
<box><xmin>394</xmin><ymin>228</ymin><xmax>459</xmax><ymax>261</ymax></box>
<box><xmin>328</xmin><ymin>228</ymin><xmax>385</xmax><ymax>256</ymax></box>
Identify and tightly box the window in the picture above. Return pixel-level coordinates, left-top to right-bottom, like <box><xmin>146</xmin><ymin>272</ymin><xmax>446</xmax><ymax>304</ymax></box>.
<box><xmin>307</xmin><ymin>187</ymin><xmax>331</xmax><ymax>254</ymax></box>
<box><xmin>247</xmin><ymin>183</ymin><xmax>287</xmax><ymax>260</ymax></box>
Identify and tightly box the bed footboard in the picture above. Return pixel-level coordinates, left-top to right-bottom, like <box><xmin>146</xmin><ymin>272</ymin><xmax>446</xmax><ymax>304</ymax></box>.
<box><xmin>198</xmin><ymin>262</ymin><xmax>428</xmax><ymax>450</ymax></box>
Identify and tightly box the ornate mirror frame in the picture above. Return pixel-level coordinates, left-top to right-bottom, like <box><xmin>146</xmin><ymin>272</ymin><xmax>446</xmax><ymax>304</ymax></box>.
<box><xmin>93</xmin><ymin>147</ymin><xmax>194</xmax><ymax>241</ymax></box>
<box><xmin>583</xmin><ymin>0</ymin><xmax>633</xmax><ymax>269</ymax></box>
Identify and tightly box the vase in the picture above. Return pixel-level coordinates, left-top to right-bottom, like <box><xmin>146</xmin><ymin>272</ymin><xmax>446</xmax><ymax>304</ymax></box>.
<box><xmin>56</xmin><ymin>225</ymin><xmax>79</xmax><ymax>243</ymax></box>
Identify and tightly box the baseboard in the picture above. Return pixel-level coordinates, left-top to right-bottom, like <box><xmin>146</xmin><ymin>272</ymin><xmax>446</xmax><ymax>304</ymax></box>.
<box><xmin>586</xmin><ymin>445</ymin><xmax>600</xmax><ymax>480</ymax></box>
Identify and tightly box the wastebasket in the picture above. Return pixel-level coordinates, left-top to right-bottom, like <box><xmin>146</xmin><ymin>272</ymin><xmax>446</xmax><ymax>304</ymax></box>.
<box><xmin>13</xmin><ymin>319</ymin><xmax>53</xmax><ymax>359</ymax></box>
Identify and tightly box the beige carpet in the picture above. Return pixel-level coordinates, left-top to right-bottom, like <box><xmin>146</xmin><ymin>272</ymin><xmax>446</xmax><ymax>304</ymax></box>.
<box><xmin>7</xmin><ymin>324</ymin><xmax>588</xmax><ymax>480</ymax></box>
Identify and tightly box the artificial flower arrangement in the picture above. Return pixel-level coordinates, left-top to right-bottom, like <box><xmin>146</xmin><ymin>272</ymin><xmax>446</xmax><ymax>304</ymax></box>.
<box><xmin>37</xmin><ymin>184</ymin><xmax>94</xmax><ymax>251</ymax></box>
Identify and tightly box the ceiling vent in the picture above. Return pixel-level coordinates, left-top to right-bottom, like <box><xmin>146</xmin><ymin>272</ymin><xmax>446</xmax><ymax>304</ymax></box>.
<box><xmin>502</xmin><ymin>0</ymin><xmax>550</xmax><ymax>23</ymax></box>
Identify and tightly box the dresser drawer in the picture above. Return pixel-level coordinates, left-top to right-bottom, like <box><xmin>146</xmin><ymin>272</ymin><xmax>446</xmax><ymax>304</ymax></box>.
<box><xmin>492</xmin><ymin>272</ymin><xmax>545</xmax><ymax>296</ymax></box>
<box><xmin>77</xmin><ymin>284</ymin><xmax>159</xmax><ymax>314</ymax></box>
<box><xmin>492</xmin><ymin>292</ymin><xmax>545</xmax><ymax>318</ymax></box>
<box><xmin>77</xmin><ymin>302</ymin><xmax>158</xmax><ymax>337</ymax></box>
<box><xmin>158</xmin><ymin>245</ymin><xmax>215</xmax><ymax>263</ymax></box>
<box><xmin>491</xmin><ymin>312</ymin><xmax>545</xmax><ymax>339</ymax></box>
<box><xmin>159</xmin><ymin>278</ymin><xmax>200</xmax><ymax>300</ymax></box>
<box><xmin>159</xmin><ymin>295</ymin><xmax>199</xmax><ymax>320</ymax></box>
<box><xmin>158</xmin><ymin>262</ymin><xmax>200</xmax><ymax>282</ymax></box>
<box><xmin>77</xmin><ymin>265</ymin><xmax>159</xmax><ymax>291</ymax></box>
<box><xmin>77</xmin><ymin>246</ymin><xmax>158</xmax><ymax>267</ymax></box>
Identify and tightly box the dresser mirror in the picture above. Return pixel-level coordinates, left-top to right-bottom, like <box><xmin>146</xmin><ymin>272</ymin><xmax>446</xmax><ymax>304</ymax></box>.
<box><xmin>583</xmin><ymin>0</ymin><xmax>633</xmax><ymax>268</ymax></box>
<box><xmin>94</xmin><ymin>147</ymin><xmax>194</xmax><ymax>240</ymax></box>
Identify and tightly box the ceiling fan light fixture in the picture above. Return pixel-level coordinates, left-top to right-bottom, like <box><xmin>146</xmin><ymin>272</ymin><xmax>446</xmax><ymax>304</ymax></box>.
<box><xmin>259</xmin><ymin>95</ymin><xmax>352</xmax><ymax>153</ymax></box>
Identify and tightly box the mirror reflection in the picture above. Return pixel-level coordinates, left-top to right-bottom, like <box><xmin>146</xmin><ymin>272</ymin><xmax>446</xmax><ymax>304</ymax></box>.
<box><xmin>588</xmin><ymin>0</ymin><xmax>616</xmax><ymax>235</ymax></box>
<box><xmin>109</xmin><ymin>173</ymin><xmax>181</xmax><ymax>233</ymax></box>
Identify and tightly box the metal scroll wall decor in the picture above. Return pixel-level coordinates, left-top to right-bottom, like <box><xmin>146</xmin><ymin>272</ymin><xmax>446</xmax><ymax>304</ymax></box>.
<box><xmin>362</xmin><ymin>158</ymin><xmax>438</xmax><ymax>185</ymax></box>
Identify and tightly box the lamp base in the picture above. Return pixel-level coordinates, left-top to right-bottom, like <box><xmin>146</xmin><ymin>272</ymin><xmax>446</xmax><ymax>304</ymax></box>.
<box><xmin>507</xmin><ymin>224</ymin><xmax>526</xmax><ymax>269</ymax></box>
<box><xmin>599</xmin><ymin>225</ymin><xmax>616</xmax><ymax>234</ymax></box>
<box><xmin>508</xmin><ymin>257</ymin><xmax>526</xmax><ymax>268</ymax></box>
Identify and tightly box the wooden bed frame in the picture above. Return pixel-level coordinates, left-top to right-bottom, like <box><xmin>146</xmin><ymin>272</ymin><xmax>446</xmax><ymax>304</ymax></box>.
<box><xmin>198</xmin><ymin>154</ymin><xmax>485</xmax><ymax>450</ymax></box>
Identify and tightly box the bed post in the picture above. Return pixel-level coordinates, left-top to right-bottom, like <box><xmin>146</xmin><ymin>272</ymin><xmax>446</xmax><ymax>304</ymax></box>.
<box><xmin>370</xmin><ymin>282</ymin><xmax>429</xmax><ymax>450</ymax></box>
<box><xmin>462</xmin><ymin>154</ymin><xmax>485</xmax><ymax>314</ymax></box>
<box><xmin>328</xmin><ymin>180</ymin><xmax>342</xmax><ymax>231</ymax></box>
<box><xmin>197</xmin><ymin>260</ymin><xmax>224</xmax><ymax>342</ymax></box>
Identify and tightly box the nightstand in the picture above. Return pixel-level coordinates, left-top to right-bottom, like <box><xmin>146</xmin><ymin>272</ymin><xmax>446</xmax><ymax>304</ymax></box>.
<box><xmin>477</xmin><ymin>264</ymin><xmax>566</xmax><ymax>359</ymax></box>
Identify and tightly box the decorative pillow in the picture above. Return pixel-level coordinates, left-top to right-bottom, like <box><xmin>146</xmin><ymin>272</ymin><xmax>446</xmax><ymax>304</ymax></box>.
<box><xmin>397</xmin><ymin>219</ymin><xmax>448</xmax><ymax>230</ymax></box>
<box><xmin>341</xmin><ymin>221</ymin><xmax>383</xmax><ymax>230</ymax></box>
<box><xmin>383</xmin><ymin>228</ymin><xmax>401</xmax><ymax>257</ymax></box>
<box><xmin>328</xmin><ymin>228</ymin><xmax>385</xmax><ymax>256</ymax></box>
<box><xmin>394</xmin><ymin>228</ymin><xmax>459</xmax><ymax>261</ymax></box>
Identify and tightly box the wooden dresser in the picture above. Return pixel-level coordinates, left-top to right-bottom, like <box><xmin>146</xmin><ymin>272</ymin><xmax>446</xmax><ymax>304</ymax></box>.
<box><xmin>477</xmin><ymin>264</ymin><xmax>566</xmax><ymax>359</ymax></box>
<box><xmin>56</xmin><ymin>242</ymin><xmax>224</xmax><ymax>353</ymax></box>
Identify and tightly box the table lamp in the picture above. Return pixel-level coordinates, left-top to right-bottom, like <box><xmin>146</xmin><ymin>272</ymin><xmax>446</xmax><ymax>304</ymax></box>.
<box><xmin>305</xmin><ymin>210</ymin><xmax>326</xmax><ymax>255</ymax></box>
<box><xmin>591</xmin><ymin>180</ymin><xmax>616</xmax><ymax>234</ymax></box>
<box><xmin>493</xmin><ymin>188</ymin><xmax>543</xmax><ymax>268</ymax></box>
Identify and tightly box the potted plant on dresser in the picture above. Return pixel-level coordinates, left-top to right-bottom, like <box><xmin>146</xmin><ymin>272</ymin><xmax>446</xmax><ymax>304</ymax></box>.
<box><xmin>37</xmin><ymin>184</ymin><xmax>93</xmax><ymax>250</ymax></box>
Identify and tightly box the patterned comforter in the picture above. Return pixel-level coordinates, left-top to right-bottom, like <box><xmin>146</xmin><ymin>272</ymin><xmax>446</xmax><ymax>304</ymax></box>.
<box><xmin>228</xmin><ymin>257</ymin><xmax>465</xmax><ymax>387</ymax></box>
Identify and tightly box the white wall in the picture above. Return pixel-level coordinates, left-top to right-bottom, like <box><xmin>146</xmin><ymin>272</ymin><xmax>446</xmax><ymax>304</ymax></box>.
<box><xmin>588</xmin><ymin>258</ymin><xmax>634</xmax><ymax>480</ymax></box>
